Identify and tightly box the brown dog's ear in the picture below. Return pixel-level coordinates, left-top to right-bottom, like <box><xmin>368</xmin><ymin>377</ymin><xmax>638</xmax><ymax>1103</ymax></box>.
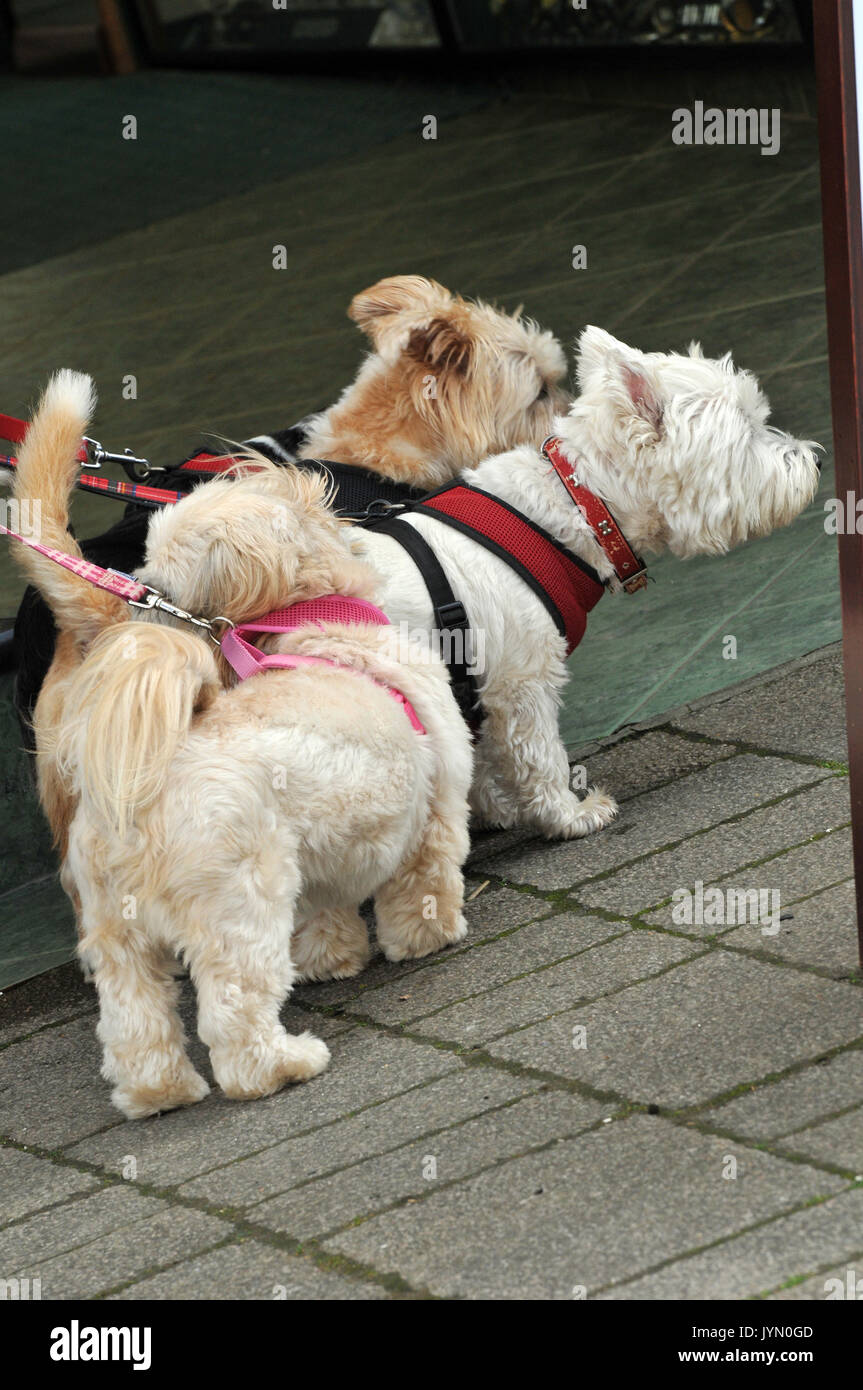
<box><xmin>406</xmin><ymin>316</ymin><xmax>472</xmax><ymax>375</ymax></box>
<box><xmin>348</xmin><ymin>275</ymin><xmax>451</xmax><ymax>342</ymax></box>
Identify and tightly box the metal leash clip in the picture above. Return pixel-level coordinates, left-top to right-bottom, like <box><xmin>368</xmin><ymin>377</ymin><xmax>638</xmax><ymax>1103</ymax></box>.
<box><xmin>127</xmin><ymin>586</ymin><xmax>234</xmax><ymax>647</ymax></box>
<box><xmin>81</xmin><ymin>437</ymin><xmax>166</xmax><ymax>480</ymax></box>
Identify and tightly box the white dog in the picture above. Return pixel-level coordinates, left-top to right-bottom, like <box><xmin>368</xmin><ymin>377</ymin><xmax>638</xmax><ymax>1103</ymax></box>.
<box><xmin>349</xmin><ymin>327</ymin><xmax>822</xmax><ymax>840</ymax></box>
<box><xmin>15</xmin><ymin>372</ymin><xmax>473</xmax><ymax>1119</ymax></box>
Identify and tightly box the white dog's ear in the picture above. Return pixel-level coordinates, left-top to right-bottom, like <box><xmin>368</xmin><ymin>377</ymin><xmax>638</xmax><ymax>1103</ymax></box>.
<box><xmin>575</xmin><ymin>324</ymin><xmax>628</xmax><ymax>386</ymax></box>
<box><xmin>577</xmin><ymin>326</ymin><xmax>663</xmax><ymax>434</ymax></box>
<box><xmin>620</xmin><ymin>363</ymin><xmax>663</xmax><ymax>433</ymax></box>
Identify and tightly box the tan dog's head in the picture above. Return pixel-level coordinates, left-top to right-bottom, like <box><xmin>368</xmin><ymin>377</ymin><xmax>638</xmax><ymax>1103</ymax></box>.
<box><xmin>304</xmin><ymin>275</ymin><xmax>568</xmax><ymax>488</ymax></box>
<box><xmin>138</xmin><ymin>456</ymin><xmax>378</xmax><ymax>625</ymax></box>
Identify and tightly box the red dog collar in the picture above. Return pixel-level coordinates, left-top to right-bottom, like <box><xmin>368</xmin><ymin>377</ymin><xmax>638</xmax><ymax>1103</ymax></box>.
<box><xmin>541</xmin><ymin>436</ymin><xmax>649</xmax><ymax>594</ymax></box>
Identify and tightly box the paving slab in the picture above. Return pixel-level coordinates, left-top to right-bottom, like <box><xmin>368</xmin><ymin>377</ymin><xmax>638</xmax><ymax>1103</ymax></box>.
<box><xmin>346</xmin><ymin>913</ymin><xmax>623</xmax><ymax>1026</ymax></box>
<box><xmin>29</xmin><ymin>1202</ymin><xmax>231</xmax><ymax>1300</ymax></box>
<box><xmin>65</xmin><ymin>1032</ymin><xmax>460</xmax><ymax>1186</ymax></box>
<box><xmin>1</xmin><ymin>1185</ymin><xmax>174</xmax><ymax>1273</ymax></box>
<box><xmin>110</xmin><ymin>1240</ymin><xmax>388</xmax><ymax>1301</ymax></box>
<box><xmin>254</xmin><ymin>1089</ymin><xmax>607</xmax><ymax>1242</ymax></box>
<box><xmin>475</xmin><ymin>756</ymin><xmax>827</xmax><ymax>891</ymax></box>
<box><xmin>0</xmin><ymin>1148</ymin><xmax>97</xmax><ymax>1225</ymax></box>
<box><xmin>488</xmin><ymin>952</ymin><xmax>863</xmax><ymax>1107</ymax></box>
<box><xmin>777</xmin><ymin>1109</ymin><xmax>863</xmax><ymax>1175</ymax></box>
<box><xmin>323</xmin><ymin>1115</ymin><xmax>842</xmax><ymax>1300</ymax></box>
<box><xmin>571</xmin><ymin>729</ymin><xmax>737</xmax><ymax>804</ymax></box>
<box><xmin>596</xmin><ymin>1188</ymin><xmax>863</xmax><ymax>1300</ymax></box>
<box><xmin>0</xmin><ymin>1014</ymin><xmax>126</xmax><ymax>1148</ymax></box>
<box><xmin>0</xmin><ymin>960</ymin><xmax>95</xmax><ymax>1047</ymax></box>
<box><xmin>708</xmin><ymin>1048</ymin><xmax>863</xmax><ymax>1141</ymax></box>
<box><xmin>672</xmin><ymin>646</ymin><xmax>847</xmax><ymax>763</ymax></box>
<box><xmin>723</xmin><ymin>879</ymin><xmax>860</xmax><ymax>976</ymax></box>
<box><xmin>413</xmin><ymin>929</ymin><xmax>699</xmax><ymax>1048</ymax></box>
<box><xmin>177</xmin><ymin>1066</ymin><xmax>536</xmax><ymax>1209</ymax></box>
<box><xmin>642</xmin><ymin>809</ymin><xmax>852</xmax><ymax>935</ymax></box>
<box><xmin>582</xmin><ymin>776</ymin><xmax>850</xmax><ymax>919</ymax></box>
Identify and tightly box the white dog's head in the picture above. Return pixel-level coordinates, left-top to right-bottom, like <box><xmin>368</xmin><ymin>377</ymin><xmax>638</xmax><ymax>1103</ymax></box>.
<box><xmin>565</xmin><ymin>326</ymin><xmax>821</xmax><ymax>558</ymax></box>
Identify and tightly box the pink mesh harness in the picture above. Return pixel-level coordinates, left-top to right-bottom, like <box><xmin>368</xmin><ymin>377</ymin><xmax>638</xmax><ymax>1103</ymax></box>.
<box><xmin>220</xmin><ymin>597</ymin><xmax>426</xmax><ymax>735</ymax></box>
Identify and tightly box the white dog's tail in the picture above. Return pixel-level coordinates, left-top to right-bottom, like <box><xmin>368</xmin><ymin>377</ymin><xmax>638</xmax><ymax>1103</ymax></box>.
<box><xmin>53</xmin><ymin>624</ymin><xmax>220</xmax><ymax>836</ymax></box>
<box><xmin>9</xmin><ymin>369</ymin><xmax>126</xmax><ymax>646</ymax></box>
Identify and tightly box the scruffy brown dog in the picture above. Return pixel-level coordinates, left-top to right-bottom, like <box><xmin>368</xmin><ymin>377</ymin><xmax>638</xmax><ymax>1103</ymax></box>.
<box><xmin>296</xmin><ymin>274</ymin><xmax>569</xmax><ymax>488</ymax></box>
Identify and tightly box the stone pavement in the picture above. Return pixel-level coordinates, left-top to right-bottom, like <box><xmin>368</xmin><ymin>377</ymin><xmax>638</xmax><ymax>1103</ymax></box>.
<box><xmin>0</xmin><ymin>642</ymin><xmax>861</xmax><ymax>1301</ymax></box>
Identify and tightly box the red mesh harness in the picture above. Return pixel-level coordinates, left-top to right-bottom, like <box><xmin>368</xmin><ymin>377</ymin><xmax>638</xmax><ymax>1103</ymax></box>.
<box><xmin>413</xmin><ymin>483</ymin><xmax>606</xmax><ymax>656</ymax></box>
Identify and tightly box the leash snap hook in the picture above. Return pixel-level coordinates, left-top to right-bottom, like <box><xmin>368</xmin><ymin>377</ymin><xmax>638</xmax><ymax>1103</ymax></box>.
<box><xmin>81</xmin><ymin>437</ymin><xmax>160</xmax><ymax>480</ymax></box>
<box><xmin>127</xmin><ymin>587</ymin><xmax>230</xmax><ymax>639</ymax></box>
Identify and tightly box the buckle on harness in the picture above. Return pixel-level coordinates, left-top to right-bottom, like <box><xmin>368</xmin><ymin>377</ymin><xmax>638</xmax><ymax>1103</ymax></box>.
<box><xmin>436</xmin><ymin>600</ymin><xmax>469</xmax><ymax>630</ymax></box>
<box><xmin>363</xmin><ymin>498</ymin><xmax>407</xmax><ymax>519</ymax></box>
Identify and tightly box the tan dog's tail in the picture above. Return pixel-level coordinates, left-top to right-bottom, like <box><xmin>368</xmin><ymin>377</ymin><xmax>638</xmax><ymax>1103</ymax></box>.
<box><xmin>11</xmin><ymin>370</ymin><xmax>126</xmax><ymax>645</ymax></box>
<box><xmin>52</xmin><ymin>624</ymin><xmax>219</xmax><ymax>836</ymax></box>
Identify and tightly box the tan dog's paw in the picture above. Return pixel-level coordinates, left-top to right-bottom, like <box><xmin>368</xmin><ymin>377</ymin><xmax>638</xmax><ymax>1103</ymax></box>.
<box><xmin>112</xmin><ymin>1065</ymin><xmax>210</xmax><ymax>1121</ymax></box>
<box><xmin>292</xmin><ymin>908</ymin><xmax>371</xmax><ymax>983</ymax></box>
<box><xmin>213</xmin><ymin>1031</ymin><xmax>330</xmax><ymax>1100</ymax></box>
<box><xmin>381</xmin><ymin>910</ymin><xmax>467</xmax><ymax>962</ymax></box>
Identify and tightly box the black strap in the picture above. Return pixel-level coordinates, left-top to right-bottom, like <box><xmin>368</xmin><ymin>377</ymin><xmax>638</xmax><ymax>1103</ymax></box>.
<box><xmin>371</xmin><ymin>516</ymin><xmax>483</xmax><ymax>728</ymax></box>
<box><xmin>164</xmin><ymin>452</ymin><xmax>426</xmax><ymax>520</ymax></box>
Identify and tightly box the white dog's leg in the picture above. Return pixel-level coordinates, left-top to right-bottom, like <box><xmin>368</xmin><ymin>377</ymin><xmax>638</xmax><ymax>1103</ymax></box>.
<box><xmin>477</xmin><ymin>680</ymin><xmax>617</xmax><ymax>839</ymax></box>
<box><xmin>87</xmin><ymin>932</ymin><xmax>209</xmax><ymax>1121</ymax></box>
<box><xmin>292</xmin><ymin>907</ymin><xmax>371</xmax><ymax>983</ymax></box>
<box><xmin>374</xmin><ymin>789</ymin><xmax>470</xmax><ymax>962</ymax></box>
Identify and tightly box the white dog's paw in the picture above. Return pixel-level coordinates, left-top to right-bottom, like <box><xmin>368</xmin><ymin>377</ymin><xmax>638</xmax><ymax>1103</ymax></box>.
<box><xmin>541</xmin><ymin>786</ymin><xmax>618</xmax><ymax>840</ymax></box>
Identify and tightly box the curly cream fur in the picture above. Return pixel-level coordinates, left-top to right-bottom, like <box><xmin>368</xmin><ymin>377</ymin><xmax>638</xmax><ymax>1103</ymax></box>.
<box><xmin>21</xmin><ymin>374</ymin><xmax>473</xmax><ymax>1120</ymax></box>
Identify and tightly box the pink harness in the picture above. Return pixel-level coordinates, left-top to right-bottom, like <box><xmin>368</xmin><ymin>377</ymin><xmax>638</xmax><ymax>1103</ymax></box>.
<box><xmin>221</xmin><ymin>598</ymin><xmax>426</xmax><ymax>734</ymax></box>
<box><xmin>0</xmin><ymin>519</ymin><xmax>426</xmax><ymax>735</ymax></box>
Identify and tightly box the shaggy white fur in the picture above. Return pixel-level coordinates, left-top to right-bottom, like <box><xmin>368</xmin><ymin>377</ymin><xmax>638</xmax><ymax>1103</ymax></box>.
<box><xmin>19</xmin><ymin>374</ymin><xmax>473</xmax><ymax>1120</ymax></box>
<box><xmin>350</xmin><ymin>327</ymin><xmax>822</xmax><ymax>839</ymax></box>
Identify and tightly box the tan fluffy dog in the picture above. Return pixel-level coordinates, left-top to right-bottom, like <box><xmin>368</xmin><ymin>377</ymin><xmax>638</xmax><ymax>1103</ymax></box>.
<box><xmin>15</xmin><ymin>276</ymin><xmax>565</xmax><ymax>860</ymax></box>
<box><xmin>20</xmin><ymin>371</ymin><xmax>473</xmax><ymax>1120</ymax></box>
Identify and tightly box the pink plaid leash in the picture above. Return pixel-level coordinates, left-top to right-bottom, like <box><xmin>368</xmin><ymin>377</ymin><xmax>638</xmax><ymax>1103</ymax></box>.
<box><xmin>0</xmin><ymin>518</ymin><xmax>148</xmax><ymax>602</ymax></box>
